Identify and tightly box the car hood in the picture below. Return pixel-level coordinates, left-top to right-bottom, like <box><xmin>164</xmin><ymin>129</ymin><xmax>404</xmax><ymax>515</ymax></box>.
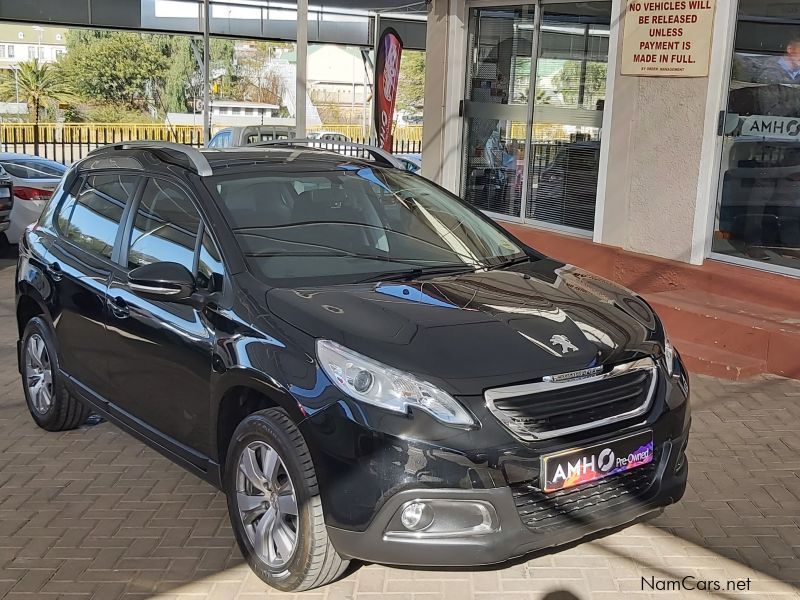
<box><xmin>266</xmin><ymin>259</ymin><xmax>661</xmax><ymax>396</ymax></box>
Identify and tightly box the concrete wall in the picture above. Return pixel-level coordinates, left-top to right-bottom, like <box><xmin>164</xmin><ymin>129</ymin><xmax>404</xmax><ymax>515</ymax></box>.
<box><xmin>421</xmin><ymin>0</ymin><xmax>465</xmax><ymax>191</ymax></box>
<box><xmin>597</xmin><ymin>0</ymin><xmax>735</xmax><ymax>265</ymax></box>
<box><xmin>598</xmin><ymin>0</ymin><xmax>740</xmax><ymax>265</ymax></box>
<box><xmin>599</xmin><ymin>61</ymin><xmax>710</xmax><ymax>263</ymax></box>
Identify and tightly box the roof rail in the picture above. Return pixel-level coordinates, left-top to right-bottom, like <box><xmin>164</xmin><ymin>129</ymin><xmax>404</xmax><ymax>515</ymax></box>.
<box><xmin>87</xmin><ymin>141</ymin><xmax>214</xmax><ymax>177</ymax></box>
<box><xmin>248</xmin><ymin>139</ymin><xmax>402</xmax><ymax>170</ymax></box>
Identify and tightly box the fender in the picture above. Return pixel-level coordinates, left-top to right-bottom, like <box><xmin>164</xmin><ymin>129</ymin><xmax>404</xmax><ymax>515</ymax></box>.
<box><xmin>16</xmin><ymin>249</ymin><xmax>59</xmax><ymax>371</ymax></box>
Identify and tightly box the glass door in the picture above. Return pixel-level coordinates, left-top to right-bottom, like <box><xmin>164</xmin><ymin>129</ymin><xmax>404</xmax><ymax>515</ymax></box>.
<box><xmin>460</xmin><ymin>1</ymin><xmax>611</xmax><ymax>235</ymax></box>
<box><xmin>461</xmin><ymin>5</ymin><xmax>536</xmax><ymax>219</ymax></box>
<box><xmin>526</xmin><ymin>1</ymin><xmax>611</xmax><ymax>233</ymax></box>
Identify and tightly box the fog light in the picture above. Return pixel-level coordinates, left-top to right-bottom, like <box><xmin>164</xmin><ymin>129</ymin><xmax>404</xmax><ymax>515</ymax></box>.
<box><xmin>400</xmin><ymin>501</ymin><xmax>434</xmax><ymax>531</ymax></box>
<box><xmin>387</xmin><ymin>499</ymin><xmax>498</xmax><ymax>539</ymax></box>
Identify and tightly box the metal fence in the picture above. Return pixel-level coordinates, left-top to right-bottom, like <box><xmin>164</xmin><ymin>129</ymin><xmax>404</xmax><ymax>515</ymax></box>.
<box><xmin>0</xmin><ymin>123</ymin><xmax>422</xmax><ymax>165</ymax></box>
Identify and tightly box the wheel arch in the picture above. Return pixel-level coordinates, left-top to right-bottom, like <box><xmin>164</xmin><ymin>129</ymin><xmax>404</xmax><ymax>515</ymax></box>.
<box><xmin>212</xmin><ymin>372</ymin><xmax>308</xmax><ymax>473</ymax></box>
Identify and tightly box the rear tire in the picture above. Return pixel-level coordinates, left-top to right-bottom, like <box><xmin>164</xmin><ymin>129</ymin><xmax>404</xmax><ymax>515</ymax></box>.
<box><xmin>21</xmin><ymin>317</ymin><xmax>89</xmax><ymax>431</ymax></box>
<box><xmin>224</xmin><ymin>407</ymin><xmax>348</xmax><ymax>591</ymax></box>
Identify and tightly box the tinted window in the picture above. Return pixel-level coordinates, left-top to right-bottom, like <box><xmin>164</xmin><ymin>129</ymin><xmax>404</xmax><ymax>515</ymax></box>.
<box><xmin>57</xmin><ymin>174</ymin><xmax>138</xmax><ymax>259</ymax></box>
<box><xmin>0</xmin><ymin>159</ymin><xmax>66</xmax><ymax>179</ymax></box>
<box><xmin>128</xmin><ymin>179</ymin><xmax>201</xmax><ymax>273</ymax></box>
<box><xmin>209</xmin><ymin>168</ymin><xmax>525</xmax><ymax>286</ymax></box>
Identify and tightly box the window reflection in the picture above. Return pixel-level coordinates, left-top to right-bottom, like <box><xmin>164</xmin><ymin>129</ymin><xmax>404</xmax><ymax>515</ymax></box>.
<box><xmin>462</xmin><ymin>6</ymin><xmax>535</xmax><ymax>218</ymax></box>
<box><xmin>211</xmin><ymin>169</ymin><xmax>525</xmax><ymax>286</ymax></box>
<box><xmin>129</xmin><ymin>179</ymin><xmax>201</xmax><ymax>272</ymax></box>
<box><xmin>57</xmin><ymin>174</ymin><xmax>138</xmax><ymax>259</ymax></box>
<box><xmin>715</xmin><ymin>10</ymin><xmax>800</xmax><ymax>271</ymax></box>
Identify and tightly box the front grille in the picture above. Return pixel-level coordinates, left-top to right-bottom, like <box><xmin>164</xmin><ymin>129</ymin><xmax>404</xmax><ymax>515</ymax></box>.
<box><xmin>511</xmin><ymin>453</ymin><xmax>660</xmax><ymax>532</ymax></box>
<box><xmin>485</xmin><ymin>358</ymin><xmax>657</xmax><ymax>440</ymax></box>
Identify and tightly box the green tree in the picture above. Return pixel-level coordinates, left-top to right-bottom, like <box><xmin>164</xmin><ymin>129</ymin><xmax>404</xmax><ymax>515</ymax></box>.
<box><xmin>61</xmin><ymin>31</ymin><xmax>167</xmax><ymax>110</ymax></box>
<box><xmin>552</xmin><ymin>61</ymin><xmax>607</xmax><ymax>108</ymax></box>
<box><xmin>0</xmin><ymin>59</ymin><xmax>70</xmax><ymax>153</ymax></box>
<box><xmin>396</xmin><ymin>50</ymin><xmax>426</xmax><ymax>115</ymax></box>
<box><xmin>162</xmin><ymin>37</ymin><xmax>236</xmax><ymax>113</ymax></box>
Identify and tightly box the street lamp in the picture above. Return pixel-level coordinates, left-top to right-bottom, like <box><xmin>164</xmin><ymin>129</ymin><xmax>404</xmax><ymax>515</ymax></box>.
<box><xmin>32</xmin><ymin>25</ymin><xmax>43</xmax><ymax>61</ymax></box>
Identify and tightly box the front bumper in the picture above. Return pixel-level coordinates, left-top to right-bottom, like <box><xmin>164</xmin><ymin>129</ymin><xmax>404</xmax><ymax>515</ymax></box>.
<box><xmin>325</xmin><ymin>428</ymin><xmax>688</xmax><ymax>566</ymax></box>
<box><xmin>299</xmin><ymin>354</ymin><xmax>691</xmax><ymax>567</ymax></box>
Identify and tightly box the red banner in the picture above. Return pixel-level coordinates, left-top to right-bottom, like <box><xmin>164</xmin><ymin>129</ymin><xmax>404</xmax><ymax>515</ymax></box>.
<box><xmin>374</xmin><ymin>28</ymin><xmax>403</xmax><ymax>152</ymax></box>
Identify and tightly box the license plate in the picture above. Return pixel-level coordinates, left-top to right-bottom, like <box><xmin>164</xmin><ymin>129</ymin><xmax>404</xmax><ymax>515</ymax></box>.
<box><xmin>0</xmin><ymin>188</ymin><xmax>9</xmax><ymax>198</ymax></box>
<box><xmin>541</xmin><ymin>431</ymin><xmax>654</xmax><ymax>493</ymax></box>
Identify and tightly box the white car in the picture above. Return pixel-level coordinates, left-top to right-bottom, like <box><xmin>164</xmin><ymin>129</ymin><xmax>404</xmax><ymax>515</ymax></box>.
<box><xmin>0</xmin><ymin>153</ymin><xmax>67</xmax><ymax>245</ymax></box>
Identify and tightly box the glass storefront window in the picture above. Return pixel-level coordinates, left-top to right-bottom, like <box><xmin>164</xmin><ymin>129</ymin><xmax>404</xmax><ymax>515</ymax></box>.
<box><xmin>713</xmin><ymin>4</ymin><xmax>800</xmax><ymax>272</ymax></box>
<box><xmin>462</xmin><ymin>6</ymin><xmax>535</xmax><ymax>218</ymax></box>
<box><xmin>527</xmin><ymin>3</ymin><xmax>610</xmax><ymax>231</ymax></box>
<box><xmin>459</xmin><ymin>2</ymin><xmax>611</xmax><ymax>234</ymax></box>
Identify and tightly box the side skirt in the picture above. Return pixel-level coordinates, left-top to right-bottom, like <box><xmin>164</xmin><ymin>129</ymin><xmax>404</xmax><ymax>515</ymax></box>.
<box><xmin>62</xmin><ymin>371</ymin><xmax>223</xmax><ymax>489</ymax></box>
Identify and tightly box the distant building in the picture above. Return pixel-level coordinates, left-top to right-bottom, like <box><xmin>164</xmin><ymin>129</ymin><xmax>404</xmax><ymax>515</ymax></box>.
<box><xmin>210</xmin><ymin>100</ymin><xmax>279</xmax><ymax>120</ymax></box>
<box><xmin>0</xmin><ymin>24</ymin><xmax>68</xmax><ymax>71</ymax></box>
<box><xmin>283</xmin><ymin>45</ymin><xmax>370</xmax><ymax>123</ymax></box>
<box><xmin>167</xmin><ymin>100</ymin><xmax>282</xmax><ymax>128</ymax></box>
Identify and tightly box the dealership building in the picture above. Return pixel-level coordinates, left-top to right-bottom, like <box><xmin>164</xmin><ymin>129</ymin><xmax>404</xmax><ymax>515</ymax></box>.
<box><xmin>2</xmin><ymin>0</ymin><xmax>798</xmax><ymax>379</ymax></box>
<box><xmin>420</xmin><ymin>0</ymin><xmax>799</xmax><ymax>379</ymax></box>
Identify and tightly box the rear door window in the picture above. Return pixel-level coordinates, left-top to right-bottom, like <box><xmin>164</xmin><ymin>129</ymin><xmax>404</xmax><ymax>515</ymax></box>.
<box><xmin>56</xmin><ymin>174</ymin><xmax>139</xmax><ymax>259</ymax></box>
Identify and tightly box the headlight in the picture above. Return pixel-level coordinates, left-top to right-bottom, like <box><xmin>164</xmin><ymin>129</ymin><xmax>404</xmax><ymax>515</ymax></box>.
<box><xmin>316</xmin><ymin>339</ymin><xmax>475</xmax><ymax>427</ymax></box>
<box><xmin>664</xmin><ymin>334</ymin><xmax>675</xmax><ymax>377</ymax></box>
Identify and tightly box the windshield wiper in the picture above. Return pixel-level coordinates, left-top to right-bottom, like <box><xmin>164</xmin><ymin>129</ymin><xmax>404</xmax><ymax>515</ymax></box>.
<box><xmin>243</xmin><ymin>251</ymin><xmax>434</xmax><ymax>269</ymax></box>
<box><xmin>357</xmin><ymin>264</ymin><xmax>479</xmax><ymax>284</ymax></box>
<box><xmin>488</xmin><ymin>256</ymin><xmax>531</xmax><ymax>271</ymax></box>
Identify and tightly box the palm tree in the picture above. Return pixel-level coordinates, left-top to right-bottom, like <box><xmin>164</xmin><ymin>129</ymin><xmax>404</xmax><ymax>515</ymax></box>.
<box><xmin>0</xmin><ymin>59</ymin><xmax>70</xmax><ymax>154</ymax></box>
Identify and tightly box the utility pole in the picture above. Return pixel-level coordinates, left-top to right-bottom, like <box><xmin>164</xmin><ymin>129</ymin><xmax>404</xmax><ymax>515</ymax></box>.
<box><xmin>202</xmin><ymin>0</ymin><xmax>211</xmax><ymax>143</ymax></box>
<box><xmin>296</xmin><ymin>0</ymin><xmax>308</xmax><ymax>138</ymax></box>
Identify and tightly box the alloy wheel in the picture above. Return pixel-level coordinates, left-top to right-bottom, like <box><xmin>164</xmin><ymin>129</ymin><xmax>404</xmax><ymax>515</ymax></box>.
<box><xmin>236</xmin><ymin>441</ymin><xmax>299</xmax><ymax>568</ymax></box>
<box><xmin>25</xmin><ymin>333</ymin><xmax>53</xmax><ymax>415</ymax></box>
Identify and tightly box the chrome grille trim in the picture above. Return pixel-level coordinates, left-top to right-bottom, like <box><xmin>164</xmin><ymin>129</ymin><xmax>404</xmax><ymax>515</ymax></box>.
<box><xmin>484</xmin><ymin>358</ymin><xmax>658</xmax><ymax>441</ymax></box>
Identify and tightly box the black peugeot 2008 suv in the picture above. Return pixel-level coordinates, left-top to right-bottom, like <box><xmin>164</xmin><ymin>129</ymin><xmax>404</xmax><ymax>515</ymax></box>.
<box><xmin>15</xmin><ymin>142</ymin><xmax>690</xmax><ymax>591</ymax></box>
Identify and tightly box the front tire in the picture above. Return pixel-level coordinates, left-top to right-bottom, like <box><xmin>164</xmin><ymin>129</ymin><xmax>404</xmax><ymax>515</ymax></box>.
<box><xmin>21</xmin><ymin>316</ymin><xmax>89</xmax><ymax>431</ymax></box>
<box><xmin>224</xmin><ymin>407</ymin><xmax>348</xmax><ymax>591</ymax></box>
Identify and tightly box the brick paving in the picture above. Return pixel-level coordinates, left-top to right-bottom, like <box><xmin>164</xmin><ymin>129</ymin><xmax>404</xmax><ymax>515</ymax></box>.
<box><xmin>0</xmin><ymin>256</ymin><xmax>798</xmax><ymax>600</ymax></box>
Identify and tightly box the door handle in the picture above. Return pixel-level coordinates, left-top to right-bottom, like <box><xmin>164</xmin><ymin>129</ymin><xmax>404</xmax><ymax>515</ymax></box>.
<box><xmin>46</xmin><ymin>261</ymin><xmax>62</xmax><ymax>281</ymax></box>
<box><xmin>107</xmin><ymin>296</ymin><xmax>130</xmax><ymax>319</ymax></box>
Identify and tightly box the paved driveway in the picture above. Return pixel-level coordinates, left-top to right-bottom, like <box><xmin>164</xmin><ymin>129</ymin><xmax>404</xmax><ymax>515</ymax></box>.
<box><xmin>0</xmin><ymin>257</ymin><xmax>798</xmax><ymax>600</ymax></box>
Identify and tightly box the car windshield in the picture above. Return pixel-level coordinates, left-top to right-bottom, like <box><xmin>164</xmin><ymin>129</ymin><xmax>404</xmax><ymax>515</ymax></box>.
<box><xmin>0</xmin><ymin>159</ymin><xmax>67</xmax><ymax>179</ymax></box>
<box><xmin>208</xmin><ymin>167</ymin><xmax>527</xmax><ymax>286</ymax></box>
<box><xmin>0</xmin><ymin>159</ymin><xmax>66</xmax><ymax>179</ymax></box>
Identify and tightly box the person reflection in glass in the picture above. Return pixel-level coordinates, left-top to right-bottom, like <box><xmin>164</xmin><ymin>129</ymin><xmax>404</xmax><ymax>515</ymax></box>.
<box><xmin>752</xmin><ymin>37</ymin><xmax>800</xmax><ymax>84</ymax></box>
<box><xmin>728</xmin><ymin>39</ymin><xmax>800</xmax><ymax>261</ymax></box>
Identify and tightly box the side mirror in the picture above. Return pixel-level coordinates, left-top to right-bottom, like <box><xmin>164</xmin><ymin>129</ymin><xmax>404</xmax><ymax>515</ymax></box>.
<box><xmin>128</xmin><ymin>262</ymin><xmax>195</xmax><ymax>302</ymax></box>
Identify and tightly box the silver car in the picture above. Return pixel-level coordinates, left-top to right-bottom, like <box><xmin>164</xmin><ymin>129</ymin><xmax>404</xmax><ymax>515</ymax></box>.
<box><xmin>0</xmin><ymin>153</ymin><xmax>66</xmax><ymax>245</ymax></box>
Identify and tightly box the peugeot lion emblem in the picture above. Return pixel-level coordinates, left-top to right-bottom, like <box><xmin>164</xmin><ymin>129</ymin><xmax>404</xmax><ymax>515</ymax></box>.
<box><xmin>550</xmin><ymin>335</ymin><xmax>579</xmax><ymax>354</ymax></box>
